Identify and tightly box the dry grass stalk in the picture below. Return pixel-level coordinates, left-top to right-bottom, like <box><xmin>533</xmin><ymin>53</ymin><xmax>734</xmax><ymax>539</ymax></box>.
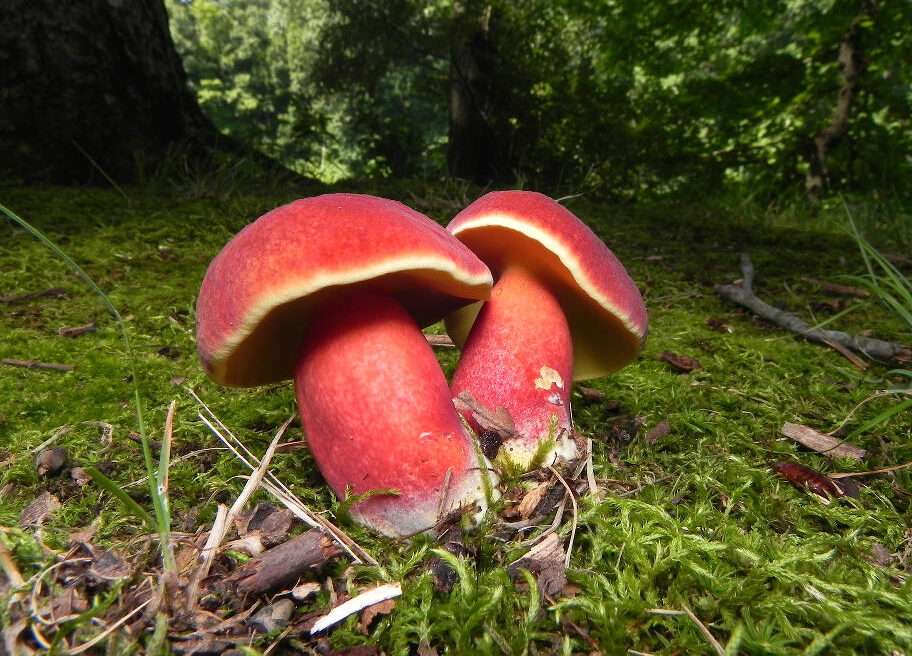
<box><xmin>188</xmin><ymin>388</ymin><xmax>377</xmax><ymax>566</ymax></box>
<box><xmin>548</xmin><ymin>465</ymin><xmax>578</xmax><ymax>568</ymax></box>
<box><xmin>185</xmin><ymin>503</ymin><xmax>228</xmax><ymax>611</ymax></box>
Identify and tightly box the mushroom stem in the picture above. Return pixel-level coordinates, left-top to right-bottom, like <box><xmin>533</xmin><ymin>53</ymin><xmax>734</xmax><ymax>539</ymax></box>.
<box><xmin>294</xmin><ymin>291</ymin><xmax>488</xmax><ymax>537</ymax></box>
<box><xmin>450</xmin><ymin>266</ymin><xmax>577</xmax><ymax>468</ymax></box>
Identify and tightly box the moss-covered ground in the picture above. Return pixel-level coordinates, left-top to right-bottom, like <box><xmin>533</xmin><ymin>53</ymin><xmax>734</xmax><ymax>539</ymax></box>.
<box><xmin>1</xmin><ymin>181</ymin><xmax>910</xmax><ymax>654</ymax></box>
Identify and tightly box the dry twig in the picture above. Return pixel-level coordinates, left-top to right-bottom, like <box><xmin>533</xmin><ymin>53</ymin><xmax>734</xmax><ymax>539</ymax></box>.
<box><xmin>2</xmin><ymin>358</ymin><xmax>73</xmax><ymax>372</ymax></box>
<box><xmin>716</xmin><ymin>254</ymin><xmax>910</xmax><ymax>362</ymax></box>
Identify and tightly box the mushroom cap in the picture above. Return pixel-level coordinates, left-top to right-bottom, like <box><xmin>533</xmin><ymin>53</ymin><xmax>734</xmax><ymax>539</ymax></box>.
<box><xmin>445</xmin><ymin>191</ymin><xmax>647</xmax><ymax>381</ymax></box>
<box><xmin>197</xmin><ymin>194</ymin><xmax>493</xmax><ymax>386</ymax></box>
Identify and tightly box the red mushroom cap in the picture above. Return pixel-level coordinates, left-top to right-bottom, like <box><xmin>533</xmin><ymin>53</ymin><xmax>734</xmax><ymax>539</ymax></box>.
<box><xmin>197</xmin><ymin>194</ymin><xmax>493</xmax><ymax>386</ymax></box>
<box><xmin>446</xmin><ymin>191</ymin><xmax>647</xmax><ymax>380</ymax></box>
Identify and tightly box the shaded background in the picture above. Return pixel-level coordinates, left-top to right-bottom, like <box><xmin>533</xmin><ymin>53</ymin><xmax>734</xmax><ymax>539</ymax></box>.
<box><xmin>1</xmin><ymin>0</ymin><xmax>910</xmax><ymax>203</ymax></box>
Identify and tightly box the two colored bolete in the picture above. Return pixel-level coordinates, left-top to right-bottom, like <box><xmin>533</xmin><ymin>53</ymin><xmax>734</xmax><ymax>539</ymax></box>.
<box><xmin>196</xmin><ymin>191</ymin><xmax>647</xmax><ymax>537</ymax></box>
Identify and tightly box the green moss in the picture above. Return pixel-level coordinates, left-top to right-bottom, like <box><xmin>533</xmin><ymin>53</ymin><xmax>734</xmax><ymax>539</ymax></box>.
<box><xmin>1</xmin><ymin>183</ymin><xmax>910</xmax><ymax>654</ymax></box>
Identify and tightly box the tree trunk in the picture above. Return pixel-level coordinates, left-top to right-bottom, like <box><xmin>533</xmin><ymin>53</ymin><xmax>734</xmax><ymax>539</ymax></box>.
<box><xmin>447</xmin><ymin>3</ymin><xmax>501</xmax><ymax>184</ymax></box>
<box><xmin>0</xmin><ymin>0</ymin><xmax>221</xmax><ymax>184</ymax></box>
<box><xmin>804</xmin><ymin>1</ymin><xmax>875</xmax><ymax>200</ymax></box>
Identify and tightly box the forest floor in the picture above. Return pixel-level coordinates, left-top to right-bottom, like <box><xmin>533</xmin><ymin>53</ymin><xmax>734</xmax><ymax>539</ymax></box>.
<box><xmin>1</xmin><ymin>180</ymin><xmax>910</xmax><ymax>655</ymax></box>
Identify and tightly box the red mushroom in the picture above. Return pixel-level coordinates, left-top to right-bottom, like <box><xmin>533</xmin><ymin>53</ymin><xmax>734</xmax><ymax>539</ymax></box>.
<box><xmin>445</xmin><ymin>191</ymin><xmax>648</xmax><ymax>468</ymax></box>
<box><xmin>196</xmin><ymin>194</ymin><xmax>495</xmax><ymax>537</ymax></box>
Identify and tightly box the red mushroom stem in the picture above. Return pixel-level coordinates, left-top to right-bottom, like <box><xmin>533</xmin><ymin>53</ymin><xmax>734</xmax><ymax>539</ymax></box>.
<box><xmin>450</xmin><ymin>265</ymin><xmax>576</xmax><ymax>467</ymax></box>
<box><xmin>294</xmin><ymin>291</ymin><xmax>487</xmax><ymax>536</ymax></box>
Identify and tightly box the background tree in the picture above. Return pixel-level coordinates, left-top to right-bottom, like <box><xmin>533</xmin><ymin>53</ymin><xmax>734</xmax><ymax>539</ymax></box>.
<box><xmin>164</xmin><ymin>0</ymin><xmax>911</xmax><ymax>200</ymax></box>
<box><xmin>0</xmin><ymin>0</ymin><xmax>223</xmax><ymax>183</ymax></box>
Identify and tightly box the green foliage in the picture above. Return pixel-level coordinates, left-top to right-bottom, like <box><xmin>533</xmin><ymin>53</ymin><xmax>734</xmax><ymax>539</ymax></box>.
<box><xmin>0</xmin><ymin>203</ymin><xmax>175</xmax><ymax>573</ymax></box>
<box><xmin>166</xmin><ymin>0</ymin><xmax>911</xmax><ymax>198</ymax></box>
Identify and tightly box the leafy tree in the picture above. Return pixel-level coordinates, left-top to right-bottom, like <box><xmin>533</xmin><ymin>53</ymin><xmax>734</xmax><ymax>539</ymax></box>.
<box><xmin>167</xmin><ymin>0</ymin><xmax>911</xmax><ymax>199</ymax></box>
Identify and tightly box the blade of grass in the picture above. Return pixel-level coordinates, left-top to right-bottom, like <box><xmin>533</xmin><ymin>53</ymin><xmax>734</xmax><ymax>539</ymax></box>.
<box><xmin>83</xmin><ymin>467</ymin><xmax>155</xmax><ymax>530</ymax></box>
<box><xmin>849</xmin><ymin>398</ymin><xmax>912</xmax><ymax>438</ymax></box>
<box><xmin>0</xmin><ymin>202</ymin><xmax>174</xmax><ymax>573</ymax></box>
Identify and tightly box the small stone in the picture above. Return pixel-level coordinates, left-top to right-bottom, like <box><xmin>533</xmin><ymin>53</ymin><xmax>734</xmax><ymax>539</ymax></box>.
<box><xmin>247</xmin><ymin>598</ymin><xmax>295</xmax><ymax>633</ymax></box>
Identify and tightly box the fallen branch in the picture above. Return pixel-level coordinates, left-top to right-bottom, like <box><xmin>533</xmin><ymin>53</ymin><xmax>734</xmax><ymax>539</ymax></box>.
<box><xmin>229</xmin><ymin>529</ymin><xmax>342</xmax><ymax>595</ymax></box>
<box><xmin>2</xmin><ymin>358</ymin><xmax>74</xmax><ymax>372</ymax></box>
<box><xmin>716</xmin><ymin>254</ymin><xmax>911</xmax><ymax>363</ymax></box>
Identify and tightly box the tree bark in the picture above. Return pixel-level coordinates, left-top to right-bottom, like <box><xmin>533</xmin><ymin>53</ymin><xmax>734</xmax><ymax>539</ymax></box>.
<box><xmin>804</xmin><ymin>1</ymin><xmax>875</xmax><ymax>200</ymax></box>
<box><xmin>447</xmin><ymin>3</ymin><xmax>502</xmax><ymax>184</ymax></box>
<box><xmin>0</xmin><ymin>0</ymin><xmax>222</xmax><ymax>184</ymax></box>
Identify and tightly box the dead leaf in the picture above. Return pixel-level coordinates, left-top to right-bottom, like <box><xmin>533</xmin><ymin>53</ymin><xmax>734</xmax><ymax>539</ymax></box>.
<box><xmin>453</xmin><ymin>391</ymin><xmax>516</xmax><ymax>439</ymax></box>
<box><xmin>577</xmin><ymin>386</ymin><xmax>604</xmax><ymax>402</ymax></box>
<box><xmin>644</xmin><ymin>420</ymin><xmax>671</xmax><ymax>445</ymax></box>
<box><xmin>508</xmin><ymin>533</ymin><xmax>566</xmax><ymax>597</ymax></box>
<box><xmin>417</xmin><ymin>642</ymin><xmax>439</xmax><ymax>656</ymax></box>
<box><xmin>517</xmin><ymin>482</ymin><xmax>551</xmax><ymax>519</ymax></box>
<box><xmin>659</xmin><ymin>351</ymin><xmax>702</xmax><ymax>373</ymax></box>
<box><xmin>706</xmin><ymin>318</ymin><xmax>733</xmax><ymax>333</ymax></box>
<box><xmin>69</xmin><ymin>523</ymin><xmax>99</xmax><ymax>547</ymax></box>
<box><xmin>19</xmin><ymin>491</ymin><xmax>61</xmax><ymax>527</ymax></box>
<box><xmin>358</xmin><ymin>598</ymin><xmax>396</xmax><ymax>634</ymax></box>
<box><xmin>868</xmin><ymin>544</ymin><xmax>893</xmax><ymax>567</ymax></box>
<box><xmin>89</xmin><ymin>549</ymin><xmax>131</xmax><ymax>581</ymax></box>
<box><xmin>773</xmin><ymin>461</ymin><xmax>844</xmax><ymax>500</ymax></box>
<box><xmin>780</xmin><ymin>422</ymin><xmax>866</xmax><ymax>461</ymax></box>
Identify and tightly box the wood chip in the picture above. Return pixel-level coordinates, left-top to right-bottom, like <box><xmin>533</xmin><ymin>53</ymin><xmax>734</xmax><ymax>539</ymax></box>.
<box><xmin>311</xmin><ymin>583</ymin><xmax>402</xmax><ymax>634</ymax></box>
<box><xmin>424</xmin><ymin>334</ymin><xmax>455</xmax><ymax>348</ymax></box>
<box><xmin>230</xmin><ymin>530</ymin><xmax>342</xmax><ymax>595</ymax></box>
<box><xmin>58</xmin><ymin>322</ymin><xmax>96</xmax><ymax>337</ymax></box>
<box><xmin>780</xmin><ymin>422</ymin><xmax>866</xmax><ymax>461</ymax></box>
<box><xmin>2</xmin><ymin>358</ymin><xmax>73</xmax><ymax>372</ymax></box>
